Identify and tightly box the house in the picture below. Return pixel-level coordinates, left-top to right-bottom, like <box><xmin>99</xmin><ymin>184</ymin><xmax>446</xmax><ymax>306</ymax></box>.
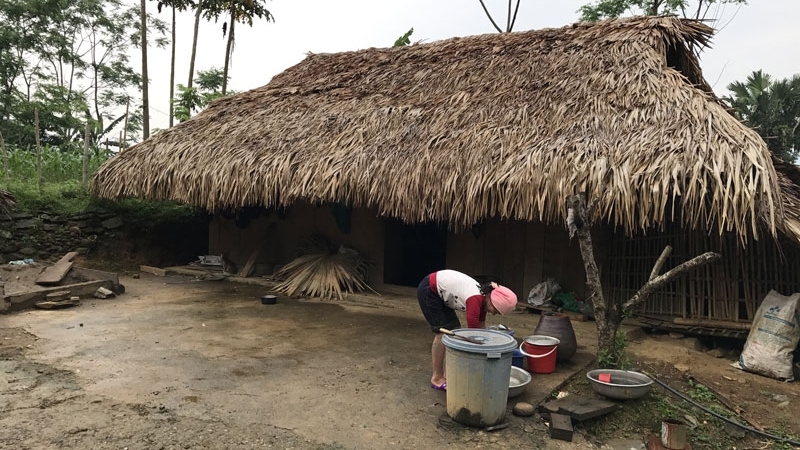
<box><xmin>91</xmin><ymin>16</ymin><xmax>800</xmax><ymax>334</ymax></box>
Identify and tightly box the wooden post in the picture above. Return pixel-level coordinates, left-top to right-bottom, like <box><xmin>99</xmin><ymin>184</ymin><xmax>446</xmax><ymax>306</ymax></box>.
<box><xmin>82</xmin><ymin>121</ymin><xmax>90</xmax><ymax>185</ymax></box>
<box><xmin>122</xmin><ymin>97</ymin><xmax>129</xmax><ymax>150</ymax></box>
<box><xmin>34</xmin><ymin>108</ymin><xmax>41</xmax><ymax>191</ymax></box>
<box><xmin>0</xmin><ymin>130</ymin><xmax>8</xmax><ymax>179</ymax></box>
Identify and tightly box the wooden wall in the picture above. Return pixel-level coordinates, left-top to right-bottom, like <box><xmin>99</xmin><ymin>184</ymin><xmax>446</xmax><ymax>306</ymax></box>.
<box><xmin>209</xmin><ymin>203</ymin><xmax>385</xmax><ymax>284</ymax></box>
<box><xmin>210</xmin><ymin>206</ymin><xmax>593</xmax><ymax>302</ymax></box>
<box><xmin>446</xmin><ymin>220</ymin><xmax>589</xmax><ymax>302</ymax></box>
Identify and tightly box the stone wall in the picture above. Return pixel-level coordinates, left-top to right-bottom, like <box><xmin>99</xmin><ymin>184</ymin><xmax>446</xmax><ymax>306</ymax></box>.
<box><xmin>0</xmin><ymin>210</ymin><xmax>124</xmax><ymax>263</ymax></box>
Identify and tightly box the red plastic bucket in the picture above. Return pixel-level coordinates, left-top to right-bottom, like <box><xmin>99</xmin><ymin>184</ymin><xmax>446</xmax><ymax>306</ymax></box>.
<box><xmin>519</xmin><ymin>336</ymin><xmax>560</xmax><ymax>374</ymax></box>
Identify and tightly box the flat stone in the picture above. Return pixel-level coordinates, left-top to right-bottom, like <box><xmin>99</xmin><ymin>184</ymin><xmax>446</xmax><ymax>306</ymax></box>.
<box><xmin>15</xmin><ymin>219</ymin><xmax>37</xmax><ymax>229</ymax></box>
<box><xmin>777</xmin><ymin>401</ymin><xmax>790</xmax><ymax>408</ymax></box>
<box><xmin>674</xmin><ymin>364</ymin><xmax>690</xmax><ymax>373</ymax></box>
<box><xmin>724</xmin><ymin>421</ymin><xmax>746</xmax><ymax>438</ymax></box>
<box><xmin>19</xmin><ymin>247</ymin><xmax>36</xmax><ymax>256</ymax></box>
<box><xmin>773</xmin><ymin>394</ymin><xmax>789</xmax><ymax>402</ymax></box>
<box><xmin>101</xmin><ymin>216</ymin><xmax>122</xmax><ymax>229</ymax></box>
<box><xmin>9</xmin><ymin>212</ymin><xmax>33</xmax><ymax>220</ymax></box>
<box><xmin>605</xmin><ymin>438</ymin><xmax>645</xmax><ymax>450</ymax></box>
<box><xmin>668</xmin><ymin>332</ymin><xmax>685</xmax><ymax>339</ymax></box>
<box><xmin>706</xmin><ymin>348</ymin><xmax>725</xmax><ymax>358</ymax></box>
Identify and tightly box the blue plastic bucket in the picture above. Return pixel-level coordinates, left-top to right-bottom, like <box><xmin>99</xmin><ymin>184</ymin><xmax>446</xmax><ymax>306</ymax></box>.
<box><xmin>512</xmin><ymin>349</ymin><xmax>524</xmax><ymax>368</ymax></box>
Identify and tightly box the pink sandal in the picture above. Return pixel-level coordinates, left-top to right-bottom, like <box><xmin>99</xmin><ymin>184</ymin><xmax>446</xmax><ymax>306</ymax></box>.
<box><xmin>430</xmin><ymin>382</ymin><xmax>447</xmax><ymax>391</ymax></box>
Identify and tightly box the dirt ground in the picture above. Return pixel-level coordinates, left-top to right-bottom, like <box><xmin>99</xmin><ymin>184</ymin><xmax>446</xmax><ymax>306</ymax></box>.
<box><xmin>1</xmin><ymin>268</ymin><xmax>799</xmax><ymax>450</ymax></box>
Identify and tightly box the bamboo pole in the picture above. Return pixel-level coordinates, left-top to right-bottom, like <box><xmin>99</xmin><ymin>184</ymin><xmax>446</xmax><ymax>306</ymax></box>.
<box><xmin>34</xmin><ymin>108</ymin><xmax>41</xmax><ymax>192</ymax></box>
<box><xmin>0</xmin><ymin>130</ymin><xmax>8</xmax><ymax>179</ymax></box>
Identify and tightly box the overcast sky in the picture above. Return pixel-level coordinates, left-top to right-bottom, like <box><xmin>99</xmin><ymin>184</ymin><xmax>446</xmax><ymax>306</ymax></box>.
<box><xmin>136</xmin><ymin>0</ymin><xmax>799</xmax><ymax>132</ymax></box>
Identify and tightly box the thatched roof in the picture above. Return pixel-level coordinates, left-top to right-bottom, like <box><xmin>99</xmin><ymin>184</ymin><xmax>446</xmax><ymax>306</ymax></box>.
<box><xmin>91</xmin><ymin>16</ymin><xmax>800</xmax><ymax>244</ymax></box>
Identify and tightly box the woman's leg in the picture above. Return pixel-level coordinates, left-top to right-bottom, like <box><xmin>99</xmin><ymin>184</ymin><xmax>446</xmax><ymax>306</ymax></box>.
<box><xmin>431</xmin><ymin>332</ymin><xmax>446</xmax><ymax>386</ymax></box>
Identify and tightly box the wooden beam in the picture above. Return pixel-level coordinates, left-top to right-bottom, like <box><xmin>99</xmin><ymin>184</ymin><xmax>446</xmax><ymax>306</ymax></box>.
<box><xmin>35</xmin><ymin>252</ymin><xmax>78</xmax><ymax>285</ymax></box>
<box><xmin>70</xmin><ymin>266</ymin><xmax>123</xmax><ymax>293</ymax></box>
<box><xmin>237</xmin><ymin>244</ymin><xmax>263</xmax><ymax>278</ymax></box>
<box><xmin>3</xmin><ymin>280</ymin><xmax>113</xmax><ymax>313</ymax></box>
<box><xmin>673</xmin><ymin>317</ymin><xmax>751</xmax><ymax>331</ymax></box>
<box><xmin>140</xmin><ymin>265</ymin><xmax>167</xmax><ymax>276</ymax></box>
<box><xmin>548</xmin><ymin>413</ymin><xmax>573</xmax><ymax>442</ymax></box>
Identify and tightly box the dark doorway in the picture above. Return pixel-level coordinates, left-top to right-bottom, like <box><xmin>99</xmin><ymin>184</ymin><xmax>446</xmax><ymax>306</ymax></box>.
<box><xmin>383</xmin><ymin>219</ymin><xmax>447</xmax><ymax>287</ymax></box>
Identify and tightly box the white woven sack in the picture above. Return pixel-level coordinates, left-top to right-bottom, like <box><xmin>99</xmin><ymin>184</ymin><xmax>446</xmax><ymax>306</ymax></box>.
<box><xmin>735</xmin><ymin>290</ymin><xmax>800</xmax><ymax>380</ymax></box>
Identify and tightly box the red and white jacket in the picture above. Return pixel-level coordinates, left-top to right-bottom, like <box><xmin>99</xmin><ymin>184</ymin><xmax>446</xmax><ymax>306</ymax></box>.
<box><xmin>430</xmin><ymin>270</ymin><xmax>487</xmax><ymax>328</ymax></box>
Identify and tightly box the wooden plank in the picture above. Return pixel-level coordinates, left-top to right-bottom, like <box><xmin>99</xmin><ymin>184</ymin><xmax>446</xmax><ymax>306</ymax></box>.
<box><xmin>237</xmin><ymin>244</ymin><xmax>263</xmax><ymax>278</ymax></box>
<box><xmin>35</xmin><ymin>297</ymin><xmax>80</xmax><ymax>309</ymax></box>
<box><xmin>70</xmin><ymin>266</ymin><xmax>122</xmax><ymax>293</ymax></box>
<box><xmin>35</xmin><ymin>251</ymin><xmax>78</xmax><ymax>285</ymax></box>
<box><xmin>44</xmin><ymin>291</ymin><xmax>71</xmax><ymax>301</ymax></box>
<box><xmin>538</xmin><ymin>394</ymin><xmax>619</xmax><ymax>421</ymax></box>
<box><xmin>549</xmin><ymin>413</ymin><xmax>573</xmax><ymax>442</ymax></box>
<box><xmin>140</xmin><ymin>265</ymin><xmax>167</xmax><ymax>276</ymax></box>
<box><xmin>673</xmin><ymin>317</ymin><xmax>750</xmax><ymax>331</ymax></box>
<box><xmin>3</xmin><ymin>280</ymin><xmax>113</xmax><ymax>313</ymax></box>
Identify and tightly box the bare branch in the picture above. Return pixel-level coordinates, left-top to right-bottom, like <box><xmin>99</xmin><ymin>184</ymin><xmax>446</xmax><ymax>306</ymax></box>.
<box><xmin>649</xmin><ymin>245</ymin><xmax>672</xmax><ymax>281</ymax></box>
<box><xmin>477</xmin><ymin>0</ymin><xmax>503</xmax><ymax>33</ymax></box>
<box><xmin>624</xmin><ymin>252</ymin><xmax>721</xmax><ymax>311</ymax></box>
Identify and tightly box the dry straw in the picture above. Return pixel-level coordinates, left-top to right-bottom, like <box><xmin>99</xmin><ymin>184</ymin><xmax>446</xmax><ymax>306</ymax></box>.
<box><xmin>91</xmin><ymin>16</ymin><xmax>799</xmax><ymax>245</ymax></box>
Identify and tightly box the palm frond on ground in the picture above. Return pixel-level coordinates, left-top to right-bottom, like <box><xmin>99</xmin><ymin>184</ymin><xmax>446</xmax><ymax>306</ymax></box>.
<box><xmin>273</xmin><ymin>235</ymin><xmax>375</xmax><ymax>300</ymax></box>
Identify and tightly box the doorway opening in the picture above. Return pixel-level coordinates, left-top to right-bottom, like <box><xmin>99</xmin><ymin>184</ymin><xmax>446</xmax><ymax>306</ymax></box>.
<box><xmin>383</xmin><ymin>219</ymin><xmax>447</xmax><ymax>287</ymax></box>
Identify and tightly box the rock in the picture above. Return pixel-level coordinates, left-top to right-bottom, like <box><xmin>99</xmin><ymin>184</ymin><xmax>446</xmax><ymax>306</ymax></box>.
<box><xmin>10</xmin><ymin>212</ymin><xmax>33</xmax><ymax>220</ymax></box>
<box><xmin>684</xmin><ymin>414</ymin><xmax>699</xmax><ymax>428</ymax></box>
<box><xmin>19</xmin><ymin>247</ymin><xmax>36</xmax><ymax>256</ymax></box>
<box><xmin>773</xmin><ymin>394</ymin><xmax>789</xmax><ymax>403</ymax></box>
<box><xmin>101</xmin><ymin>216</ymin><xmax>122</xmax><ymax>229</ymax></box>
<box><xmin>93</xmin><ymin>287</ymin><xmax>116</xmax><ymax>299</ymax></box>
<box><xmin>0</xmin><ymin>230</ymin><xmax>12</xmax><ymax>239</ymax></box>
<box><xmin>668</xmin><ymin>332</ymin><xmax>685</xmax><ymax>339</ymax></box>
<box><xmin>674</xmin><ymin>364</ymin><xmax>690</xmax><ymax>373</ymax></box>
<box><xmin>724</xmin><ymin>421</ymin><xmax>746</xmax><ymax>438</ymax></box>
<box><xmin>707</xmin><ymin>348</ymin><xmax>725</xmax><ymax>358</ymax></box>
<box><xmin>777</xmin><ymin>401</ymin><xmax>790</xmax><ymax>408</ymax></box>
<box><xmin>512</xmin><ymin>402</ymin><xmax>535</xmax><ymax>417</ymax></box>
<box><xmin>14</xmin><ymin>219</ymin><xmax>37</xmax><ymax>229</ymax></box>
<box><xmin>604</xmin><ymin>438</ymin><xmax>644</xmax><ymax>450</ymax></box>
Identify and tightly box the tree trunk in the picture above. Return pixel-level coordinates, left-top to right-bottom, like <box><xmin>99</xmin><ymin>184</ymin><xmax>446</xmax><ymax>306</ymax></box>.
<box><xmin>82</xmin><ymin>121</ymin><xmax>90</xmax><ymax>186</ymax></box>
<box><xmin>0</xmin><ymin>130</ymin><xmax>8</xmax><ymax>179</ymax></box>
<box><xmin>566</xmin><ymin>193</ymin><xmax>721</xmax><ymax>368</ymax></box>
<box><xmin>140</xmin><ymin>0</ymin><xmax>150</xmax><ymax>140</ymax></box>
<box><xmin>34</xmin><ymin>108</ymin><xmax>41</xmax><ymax>192</ymax></box>
<box><xmin>169</xmin><ymin>5</ymin><xmax>176</xmax><ymax>128</ymax></box>
<box><xmin>567</xmin><ymin>194</ymin><xmax>621</xmax><ymax>364</ymax></box>
<box><xmin>221</xmin><ymin>8</ymin><xmax>235</xmax><ymax>95</ymax></box>
<box><xmin>188</xmin><ymin>6</ymin><xmax>201</xmax><ymax>88</ymax></box>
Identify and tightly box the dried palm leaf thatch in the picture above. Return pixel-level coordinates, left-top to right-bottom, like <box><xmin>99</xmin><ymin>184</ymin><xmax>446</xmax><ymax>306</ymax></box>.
<box><xmin>273</xmin><ymin>235</ymin><xmax>376</xmax><ymax>300</ymax></box>
<box><xmin>0</xmin><ymin>189</ymin><xmax>15</xmax><ymax>214</ymax></box>
<box><xmin>90</xmin><ymin>16</ymin><xmax>798</xmax><ymax>246</ymax></box>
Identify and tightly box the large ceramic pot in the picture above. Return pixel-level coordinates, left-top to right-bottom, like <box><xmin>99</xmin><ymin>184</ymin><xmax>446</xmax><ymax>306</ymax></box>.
<box><xmin>533</xmin><ymin>312</ymin><xmax>577</xmax><ymax>362</ymax></box>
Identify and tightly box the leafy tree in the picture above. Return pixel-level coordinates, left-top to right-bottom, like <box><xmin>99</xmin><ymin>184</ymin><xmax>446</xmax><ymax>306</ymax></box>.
<box><xmin>393</xmin><ymin>28</ymin><xmax>414</xmax><ymax>48</ymax></box>
<box><xmin>204</xmin><ymin>0</ymin><xmax>274</xmax><ymax>95</ymax></box>
<box><xmin>476</xmin><ymin>0</ymin><xmax>522</xmax><ymax>33</ymax></box>
<box><xmin>578</xmin><ymin>0</ymin><xmax>747</xmax><ymax>22</ymax></box>
<box><xmin>173</xmin><ymin>67</ymin><xmax>230</xmax><ymax>122</ymax></box>
<box><xmin>156</xmin><ymin>0</ymin><xmax>195</xmax><ymax>128</ymax></box>
<box><xmin>140</xmin><ymin>0</ymin><xmax>151</xmax><ymax>139</ymax></box>
<box><xmin>0</xmin><ymin>0</ymin><xmax>168</xmax><ymax>148</ymax></box>
<box><xmin>725</xmin><ymin>71</ymin><xmax>800</xmax><ymax>162</ymax></box>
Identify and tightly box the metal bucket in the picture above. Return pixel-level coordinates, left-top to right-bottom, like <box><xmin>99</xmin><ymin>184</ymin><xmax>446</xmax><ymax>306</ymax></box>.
<box><xmin>661</xmin><ymin>418</ymin><xmax>687</xmax><ymax>449</ymax></box>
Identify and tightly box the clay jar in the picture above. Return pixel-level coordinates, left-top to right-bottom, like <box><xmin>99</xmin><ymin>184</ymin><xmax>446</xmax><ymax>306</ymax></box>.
<box><xmin>533</xmin><ymin>312</ymin><xmax>577</xmax><ymax>362</ymax></box>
